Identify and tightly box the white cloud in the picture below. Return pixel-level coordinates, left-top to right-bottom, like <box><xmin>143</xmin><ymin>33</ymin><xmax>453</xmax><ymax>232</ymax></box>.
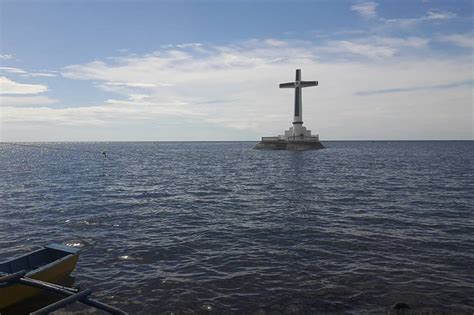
<box><xmin>0</xmin><ymin>67</ymin><xmax>28</xmax><ymax>75</ymax></box>
<box><xmin>0</xmin><ymin>66</ymin><xmax>57</xmax><ymax>77</ymax></box>
<box><xmin>29</xmin><ymin>72</ymin><xmax>57</xmax><ymax>78</ymax></box>
<box><xmin>0</xmin><ymin>95</ymin><xmax>57</xmax><ymax>106</ymax></box>
<box><xmin>3</xmin><ymin>38</ymin><xmax>472</xmax><ymax>140</ymax></box>
<box><xmin>374</xmin><ymin>36</ymin><xmax>429</xmax><ymax>48</ymax></box>
<box><xmin>0</xmin><ymin>76</ymin><xmax>48</xmax><ymax>95</ymax></box>
<box><xmin>316</xmin><ymin>35</ymin><xmax>429</xmax><ymax>59</ymax></box>
<box><xmin>0</xmin><ymin>54</ymin><xmax>13</xmax><ymax>60</ymax></box>
<box><xmin>424</xmin><ymin>10</ymin><xmax>456</xmax><ymax>21</ymax></box>
<box><xmin>104</xmin><ymin>82</ymin><xmax>161</xmax><ymax>88</ymax></box>
<box><xmin>1</xmin><ymin>96</ymin><xmax>203</xmax><ymax>126</ymax></box>
<box><xmin>2</xmin><ymin>106</ymin><xmax>113</xmax><ymax>125</ymax></box>
<box><xmin>128</xmin><ymin>94</ymin><xmax>150</xmax><ymax>101</ymax></box>
<box><xmin>355</xmin><ymin>80</ymin><xmax>473</xmax><ymax>95</ymax></box>
<box><xmin>382</xmin><ymin>9</ymin><xmax>456</xmax><ymax>28</ymax></box>
<box><xmin>323</xmin><ymin>40</ymin><xmax>396</xmax><ymax>58</ymax></box>
<box><xmin>175</xmin><ymin>43</ymin><xmax>203</xmax><ymax>49</ymax></box>
<box><xmin>161</xmin><ymin>42</ymin><xmax>204</xmax><ymax>51</ymax></box>
<box><xmin>437</xmin><ymin>33</ymin><xmax>474</xmax><ymax>49</ymax></box>
<box><xmin>326</xmin><ymin>36</ymin><xmax>429</xmax><ymax>59</ymax></box>
<box><xmin>351</xmin><ymin>2</ymin><xmax>378</xmax><ymax>19</ymax></box>
<box><xmin>264</xmin><ymin>39</ymin><xmax>288</xmax><ymax>47</ymax></box>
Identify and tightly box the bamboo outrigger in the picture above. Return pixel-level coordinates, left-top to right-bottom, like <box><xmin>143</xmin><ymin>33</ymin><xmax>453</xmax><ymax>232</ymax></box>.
<box><xmin>0</xmin><ymin>244</ymin><xmax>127</xmax><ymax>314</ymax></box>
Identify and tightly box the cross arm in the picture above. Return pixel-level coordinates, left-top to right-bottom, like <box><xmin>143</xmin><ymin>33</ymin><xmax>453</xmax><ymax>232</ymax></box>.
<box><xmin>300</xmin><ymin>81</ymin><xmax>318</xmax><ymax>87</ymax></box>
<box><xmin>279</xmin><ymin>82</ymin><xmax>296</xmax><ymax>88</ymax></box>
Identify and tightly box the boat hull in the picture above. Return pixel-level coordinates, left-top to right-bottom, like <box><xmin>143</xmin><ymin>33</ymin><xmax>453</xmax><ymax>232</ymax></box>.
<box><xmin>0</xmin><ymin>245</ymin><xmax>80</xmax><ymax>310</ymax></box>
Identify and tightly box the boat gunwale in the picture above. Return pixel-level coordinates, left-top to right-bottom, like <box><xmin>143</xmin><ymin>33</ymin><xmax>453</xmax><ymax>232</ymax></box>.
<box><xmin>27</xmin><ymin>253</ymin><xmax>76</xmax><ymax>277</ymax></box>
<box><xmin>0</xmin><ymin>244</ymin><xmax>81</xmax><ymax>276</ymax></box>
<box><xmin>0</xmin><ymin>247</ymin><xmax>46</xmax><ymax>267</ymax></box>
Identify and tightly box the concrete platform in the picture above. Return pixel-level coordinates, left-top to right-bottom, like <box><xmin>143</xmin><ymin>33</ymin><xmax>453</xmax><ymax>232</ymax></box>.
<box><xmin>255</xmin><ymin>139</ymin><xmax>325</xmax><ymax>150</ymax></box>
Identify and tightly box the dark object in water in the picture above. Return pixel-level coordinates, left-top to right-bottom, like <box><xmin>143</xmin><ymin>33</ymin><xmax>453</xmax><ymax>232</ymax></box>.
<box><xmin>393</xmin><ymin>302</ymin><xmax>410</xmax><ymax>310</ymax></box>
<box><xmin>390</xmin><ymin>302</ymin><xmax>411</xmax><ymax>315</ymax></box>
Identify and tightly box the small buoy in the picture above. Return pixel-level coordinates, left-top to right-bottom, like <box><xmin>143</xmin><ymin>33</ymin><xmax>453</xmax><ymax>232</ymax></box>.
<box><xmin>391</xmin><ymin>302</ymin><xmax>411</xmax><ymax>315</ymax></box>
<box><xmin>393</xmin><ymin>302</ymin><xmax>410</xmax><ymax>310</ymax></box>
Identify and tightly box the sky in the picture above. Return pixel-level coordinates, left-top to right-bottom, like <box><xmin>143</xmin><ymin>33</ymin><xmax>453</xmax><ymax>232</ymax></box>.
<box><xmin>0</xmin><ymin>0</ymin><xmax>473</xmax><ymax>141</ymax></box>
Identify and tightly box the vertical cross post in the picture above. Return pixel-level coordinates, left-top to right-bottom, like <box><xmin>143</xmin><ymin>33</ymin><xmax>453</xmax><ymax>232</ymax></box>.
<box><xmin>294</xmin><ymin>69</ymin><xmax>302</xmax><ymax>121</ymax></box>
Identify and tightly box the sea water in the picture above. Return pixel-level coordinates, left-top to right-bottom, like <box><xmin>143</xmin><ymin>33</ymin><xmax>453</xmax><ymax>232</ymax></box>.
<box><xmin>0</xmin><ymin>141</ymin><xmax>472</xmax><ymax>314</ymax></box>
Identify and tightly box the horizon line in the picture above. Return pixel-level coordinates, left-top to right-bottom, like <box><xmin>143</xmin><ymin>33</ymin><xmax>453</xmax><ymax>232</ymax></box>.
<box><xmin>1</xmin><ymin>139</ymin><xmax>473</xmax><ymax>143</ymax></box>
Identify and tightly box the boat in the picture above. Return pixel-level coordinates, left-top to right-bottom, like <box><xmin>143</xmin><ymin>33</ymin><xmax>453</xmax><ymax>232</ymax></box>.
<box><xmin>0</xmin><ymin>244</ymin><xmax>80</xmax><ymax>310</ymax></box>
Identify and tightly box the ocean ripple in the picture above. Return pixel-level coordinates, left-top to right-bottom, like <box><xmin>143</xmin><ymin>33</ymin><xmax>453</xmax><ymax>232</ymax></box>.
<box><xmin>0</xmin><ymin>141</ymin><xmax>473</xmax><ymax>314</ymax></box>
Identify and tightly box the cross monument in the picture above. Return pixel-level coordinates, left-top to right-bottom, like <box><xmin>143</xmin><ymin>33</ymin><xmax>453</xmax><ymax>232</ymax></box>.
<box><xmin>255</xmin><ymin>69</ymin><xmax>324</xmax><ymax>150</ymax></box>
<box><xmin>279</xmin><ymin>69</ymin><xmax>318</xmax><ymax>139</ymax></box>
